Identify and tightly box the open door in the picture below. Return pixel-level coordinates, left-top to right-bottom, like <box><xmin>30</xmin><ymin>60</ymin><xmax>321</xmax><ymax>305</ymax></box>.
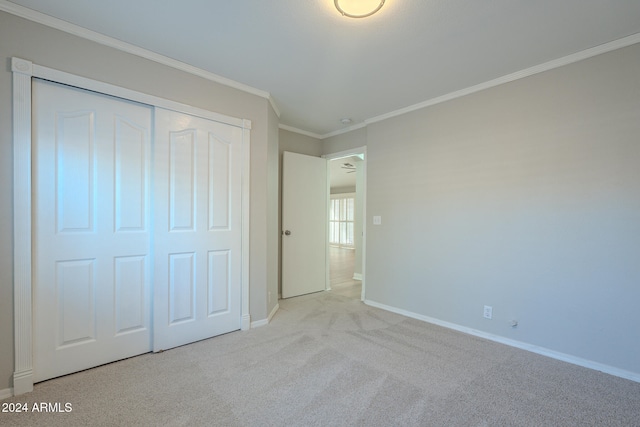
<box><xmin>282</xmin><ymin>152</ymin><xmax>327</xmax><ymax>298</ymax></box>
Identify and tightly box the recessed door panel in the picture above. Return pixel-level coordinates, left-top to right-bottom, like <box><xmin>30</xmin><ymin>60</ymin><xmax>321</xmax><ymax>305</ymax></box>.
<box><xmin>115</xmin><ymin>117</ymin><xmax>148</xmax><ymax>232</ymax></box>
<box><xmin>209</xmin><ymin>134</ymin><xmax>231</xmax><ymax>230</ymax></box>
<box><xmin>169</xmin><ymin>130</ymin><xmax>196</xmax><ymax>232</ymax></box>
<box><xmin>56</xmin><ymin>259</ymin><xmax>96</xmax><ymax>347</ymax></box>
<box><xmin>169</xmin><ymin>252</ymin><xmax>196</xmax><ymax>324</ymax></box>
<box><xmin>208</xmin><ymin>250</ymin><xmax>230</xmax><ymax>316</ymax></box>
<box><xmin>56</xmin><ymin>111</ymin><xmax>95</xmax><ymax>233</ymax></box>
<box><xmin>114</xmin><ymin>255</ymin><xmax>147</xmax><ymax>334</ymax></box>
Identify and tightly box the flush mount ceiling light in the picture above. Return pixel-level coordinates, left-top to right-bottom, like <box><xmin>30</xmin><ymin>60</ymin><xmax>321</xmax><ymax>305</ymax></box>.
<box><xmin>334</xmin><ymin>0</ymin><xmax>385</xmax><ymax>18</ymax></box>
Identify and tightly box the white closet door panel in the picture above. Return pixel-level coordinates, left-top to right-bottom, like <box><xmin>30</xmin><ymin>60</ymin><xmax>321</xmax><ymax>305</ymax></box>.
<box><xmin>33</xmin><ymin>79</ymin><xmax>152</xmax><ymax>382</ymax></box>
<box><xmin>154</xmin><ymin>108</ymin><xmax>242</xmax><ymax>351</ymax></box>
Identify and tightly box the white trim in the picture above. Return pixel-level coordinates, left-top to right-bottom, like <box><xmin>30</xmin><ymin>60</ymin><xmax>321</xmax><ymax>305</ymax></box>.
<box><xmin>268</xmin><ymin>96</ymin><xmax>281</xmax><ymax>118</ymax></box>
<box><xmin>268</xmin><ymin>303</ymin><xmax>279</xmax><ymax>322</ymax></box>
<box><xmin>322</xmin><ymin>147</ymin><xmax>366</xmax><ymax>162</ymax></box>
<box><xmin>12</xmin><ymin>57</ymin><xmax>252</xmax><ymax>394</ymax></box>
<box><xmin>321</xmin><ymin>122</ymin><xmax>367</xmax><ymax>140</ymax></box>
<box><xmin>250</xmin><ymin>318</ymin><xmax>268</xmax><ymax>328</ymax></box>
<box><xmin>241</xmin><ymin>121</ymin><xmax>252</xmax><ymax>332</ymax></box>
<box><xmin>11</xmin><ymin>57</ymin><xmax>34</xmax><ymax>396</ymax></box>
<box><xmin>364</xmin><ymin>299</ymin><xmax>640</xmax><ymax>384</ymax></box>
<box><xmin>352</xmin><ymin>273</ymin><xmax>362</xmax><ymax>281</ymax></box>
<box><xmin>250</xmin><ymin>303</ymin><xmax>279</xmax><ymax>328</ymax></box>
<box><xmin>0</xmin><ymin>0</ymin><xmax>274</xmax><ymax>102</ymax></box>
<box><xmin>278</xmin><ymin>124</ymin><xmax>324</xmax><ymax>140</ymax></box>
<box><xmin>0</xmin><ymin>388</ymin><xmax>14</xmax><ymax>400</ymax></box>
<box><xmin>364</xmin><ymin>33</ymin><xmax>640</xmax><ymax>128</ymax></box>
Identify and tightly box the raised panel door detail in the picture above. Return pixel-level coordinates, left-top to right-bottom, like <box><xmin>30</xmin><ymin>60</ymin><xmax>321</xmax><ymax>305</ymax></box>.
<box><xmin>56</xmin><ymin>111</ymin><xmax>95</xmax><ymax>233</ymax></box>
<box><xmin>209</xmin><ymin>134</ymin><xmax>230</xmax><ymax>230</ymax></box>
<box><xmin>56</xmin><ymin>259</ymin><xmax>96</xmax><ymax>347</ymax></box>
<box><xmin>169</xmin><ymin>130</ymin><xmax>196</xmax><ymax>231</ymax></box>
<box><xmin>115</xmin><ymin>116</ymin><xmax>148</xmax><ymax>232</ymax></box>
<box><xmin>114</xmin><ymin>255</ymin><xmax>147</xmax><ymax>335</ymax></box>
<box><xmin>169</xmin><ymin>252</ymin><xmax>196</xmax><ymax>324</ymax></box>
<box><xmin>208</xmin><ymin>250</ymin><xmax>230</xmax><ymax>316</ymax></box>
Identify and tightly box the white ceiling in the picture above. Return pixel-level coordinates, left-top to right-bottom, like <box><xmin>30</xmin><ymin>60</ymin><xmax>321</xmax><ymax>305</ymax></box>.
<box><xmin>330</xmin><ymin>156</ymin><xmax>359</xmax><ymax>189</ymax></box>
<box><xmin>7</xmin><ymin>0</ymin><xmax>640</xmax><ymax>137</ymax></box>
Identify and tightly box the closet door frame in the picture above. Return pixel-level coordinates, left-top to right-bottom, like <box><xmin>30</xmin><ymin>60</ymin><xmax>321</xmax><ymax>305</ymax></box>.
<box><xmin>11</xmin><ymin>57</ymin><xmax>252</xmax><ymax>396</ymax></box>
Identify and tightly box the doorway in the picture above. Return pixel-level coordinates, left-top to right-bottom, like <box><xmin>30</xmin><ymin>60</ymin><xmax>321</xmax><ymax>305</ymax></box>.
<box><xmin>324</xmin><ymin>148</ymin><xmax>366</xmax><ymax>301</ymax></box>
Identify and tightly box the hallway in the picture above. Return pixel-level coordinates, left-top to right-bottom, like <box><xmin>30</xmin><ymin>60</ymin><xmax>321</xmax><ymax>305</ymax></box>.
<box><xmin>329</xmin><ymin>246</ymin><xmax>361</xmax><ymax>300</ymax></box>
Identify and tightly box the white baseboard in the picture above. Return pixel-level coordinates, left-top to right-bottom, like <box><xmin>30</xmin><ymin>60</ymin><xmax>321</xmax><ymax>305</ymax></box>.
<box><xmin>241</xmin><ymin>314</ymin><xmax>251</xmax><ymax>331</ymax></box>
<box><xmin>0</xmin><ymin>388</ymin><xmax>13</xmax><ymax>400</ymax></box>
<box><xmin>353</xmin><ymin>273</ymin><xmax>362</xmax><ymax>281</ymax></box>
<box><xmin>268</xmin><ymin>303</ymin><xmax>279</xmax><ymax>322</ymax></box>
<box><xmin>364</xmin><ymin>299</ymin><xmax>640</xmax><ymax>384</ymax></box>
<box><xmin>251</xmin><ymin>304</ymin><xmax>279</xmax><ymax>328</ymax></box>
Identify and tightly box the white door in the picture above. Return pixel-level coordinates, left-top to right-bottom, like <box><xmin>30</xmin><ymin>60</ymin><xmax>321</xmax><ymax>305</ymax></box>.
<box><xmin>282</xmin><ymin>152</ymin><xmax>328</xmax><ymax>298</ymax></box>
<box><xmin>153</xmin><ymin>108</ymin><xmax>243</xmax><ymax>351</ymax></box>
<box><xmin>33</xmin><ymin>79</ymin><xmax>152</xmax><ymax>382</ymax></box>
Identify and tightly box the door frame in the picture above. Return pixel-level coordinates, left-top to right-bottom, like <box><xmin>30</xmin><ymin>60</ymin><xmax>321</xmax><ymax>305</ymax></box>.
<box><xmin>11</xmin><ymin>57</ymin><xmax>252</xmax><ymax>395</ymax></box>
<box><xmin>323</xmin><ymin>147</ymin><xmax>367</xmax><ymax>301</ymax></box>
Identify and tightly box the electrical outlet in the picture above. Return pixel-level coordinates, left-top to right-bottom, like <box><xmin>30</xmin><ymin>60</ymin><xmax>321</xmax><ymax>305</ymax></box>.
<box><xmin>483</xmin><ymin>305</ymin><xmax>493</xmax><ymax>319</ymax></box>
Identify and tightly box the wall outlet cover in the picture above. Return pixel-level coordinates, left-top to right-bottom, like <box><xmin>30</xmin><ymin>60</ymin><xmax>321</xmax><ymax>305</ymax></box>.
<box><xmin>483</xmin><ymin>305</ymin><xmax>493</xmax><ymax>319</ymax></box>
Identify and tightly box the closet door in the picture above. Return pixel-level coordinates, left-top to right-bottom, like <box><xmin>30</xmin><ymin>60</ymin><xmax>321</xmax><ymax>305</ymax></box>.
<box><xmin>153</xmin><ymin>108</ymin><xmax>243</xmax><ymax>351</ymax></box>
<box><xmin>33</xmin><ymin>79</ymin><xmax>152</xmax><ymax>382</ymax></box>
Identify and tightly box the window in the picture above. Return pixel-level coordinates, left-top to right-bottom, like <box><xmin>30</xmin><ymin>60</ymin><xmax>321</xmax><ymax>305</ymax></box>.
<box><xmin>329</xmin><ymin>194</ymin><xmax>355</xmax><ymax>248</ymax></box>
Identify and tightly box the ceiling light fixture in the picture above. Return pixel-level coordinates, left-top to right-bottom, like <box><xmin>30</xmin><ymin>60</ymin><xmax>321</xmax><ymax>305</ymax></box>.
<box><xmin>334</xmin><ymin>0</ymin><xmax>385</xmax><ymax>18</ymax></box>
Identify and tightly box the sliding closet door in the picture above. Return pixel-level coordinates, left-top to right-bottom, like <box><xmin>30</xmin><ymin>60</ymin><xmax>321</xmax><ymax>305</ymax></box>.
<box><xmin>32</xmin><ymin>79</ymin><xmax>152</xmax><ymax>382</ymax></box>
<box><xmin>153</xmin><ymin>108</ymin><xmax>243</xmax><ymax>351</ymax></box>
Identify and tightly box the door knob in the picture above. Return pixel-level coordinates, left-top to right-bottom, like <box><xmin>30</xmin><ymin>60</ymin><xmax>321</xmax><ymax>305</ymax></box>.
<box><xmin>284</xmin><ymin>230</ymin><xmax>291</xmax><ymax>236</ymax></box>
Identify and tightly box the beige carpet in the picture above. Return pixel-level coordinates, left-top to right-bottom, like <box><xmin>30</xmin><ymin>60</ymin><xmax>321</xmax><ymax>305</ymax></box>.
<box><xmin>2</xmin><ymin>291</ymin><xmax>639</xmax><ymax>426</ymax></box>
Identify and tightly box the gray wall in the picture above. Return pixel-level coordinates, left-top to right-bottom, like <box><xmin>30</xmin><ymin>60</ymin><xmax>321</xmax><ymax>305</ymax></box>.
<box><xmin>278</xmin><ymin>129</ymin><xmax>323</xmax><ymax>296</ymax></box>
<box><xmin>323</xmin><ymin>127</ymin><xmax>367</xmax><ymax>155</ymax></box>
<box><xmin>363</xmin><ymin>44</ymin><xmax>640</xmax><ymax>374</ymax></box>
<box><xmin>0</xmin><ymin>11</ymin><xmax>276</xmax><ymax>392</ymax></box>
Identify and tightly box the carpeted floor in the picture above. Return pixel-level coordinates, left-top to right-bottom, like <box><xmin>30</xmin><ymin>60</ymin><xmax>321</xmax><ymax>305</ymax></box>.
<box><xmin>2</xmin><ymin>291</ymin><xmax>639</xmax><ymax>426</ymax></box>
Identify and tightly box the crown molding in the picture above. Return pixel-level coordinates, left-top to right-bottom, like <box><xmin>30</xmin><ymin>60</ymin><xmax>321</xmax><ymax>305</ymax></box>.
<box><xmin>4</xmin><ymin>0</ymin><xmax>638</xmax><ymax>139</ymax></box>
<box><xmin>279</xmin><ymin>122</ymin><xmax>367</xmax><ymax>140</ymax></box>
<box><xmin>321</xmin><ymin>122</ymin><xmax>367</xmax><ymax>140</ymax></box>
<box><xmin>365</xmin><ymin>32</ymin><xmax>640</xmax><ymax>127</ymax></box>
<box><xmin>268</xmin><ymin>95</ymin><xmax>281</xmax><ymax>118</ymax></box>
<box><xmin>278</xmin><ymin>124</ymin><xmax>324</xmax><ymax>140</ymax></box>
<box><xmin>325</xmin><ymin>32</ymin><xmax>640</xmax><ymax>138</ymax></box>
<box><xmin>0</xmin><ymin>0</ymin><xmax>276</xmax><ymax>103</ymax></box>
